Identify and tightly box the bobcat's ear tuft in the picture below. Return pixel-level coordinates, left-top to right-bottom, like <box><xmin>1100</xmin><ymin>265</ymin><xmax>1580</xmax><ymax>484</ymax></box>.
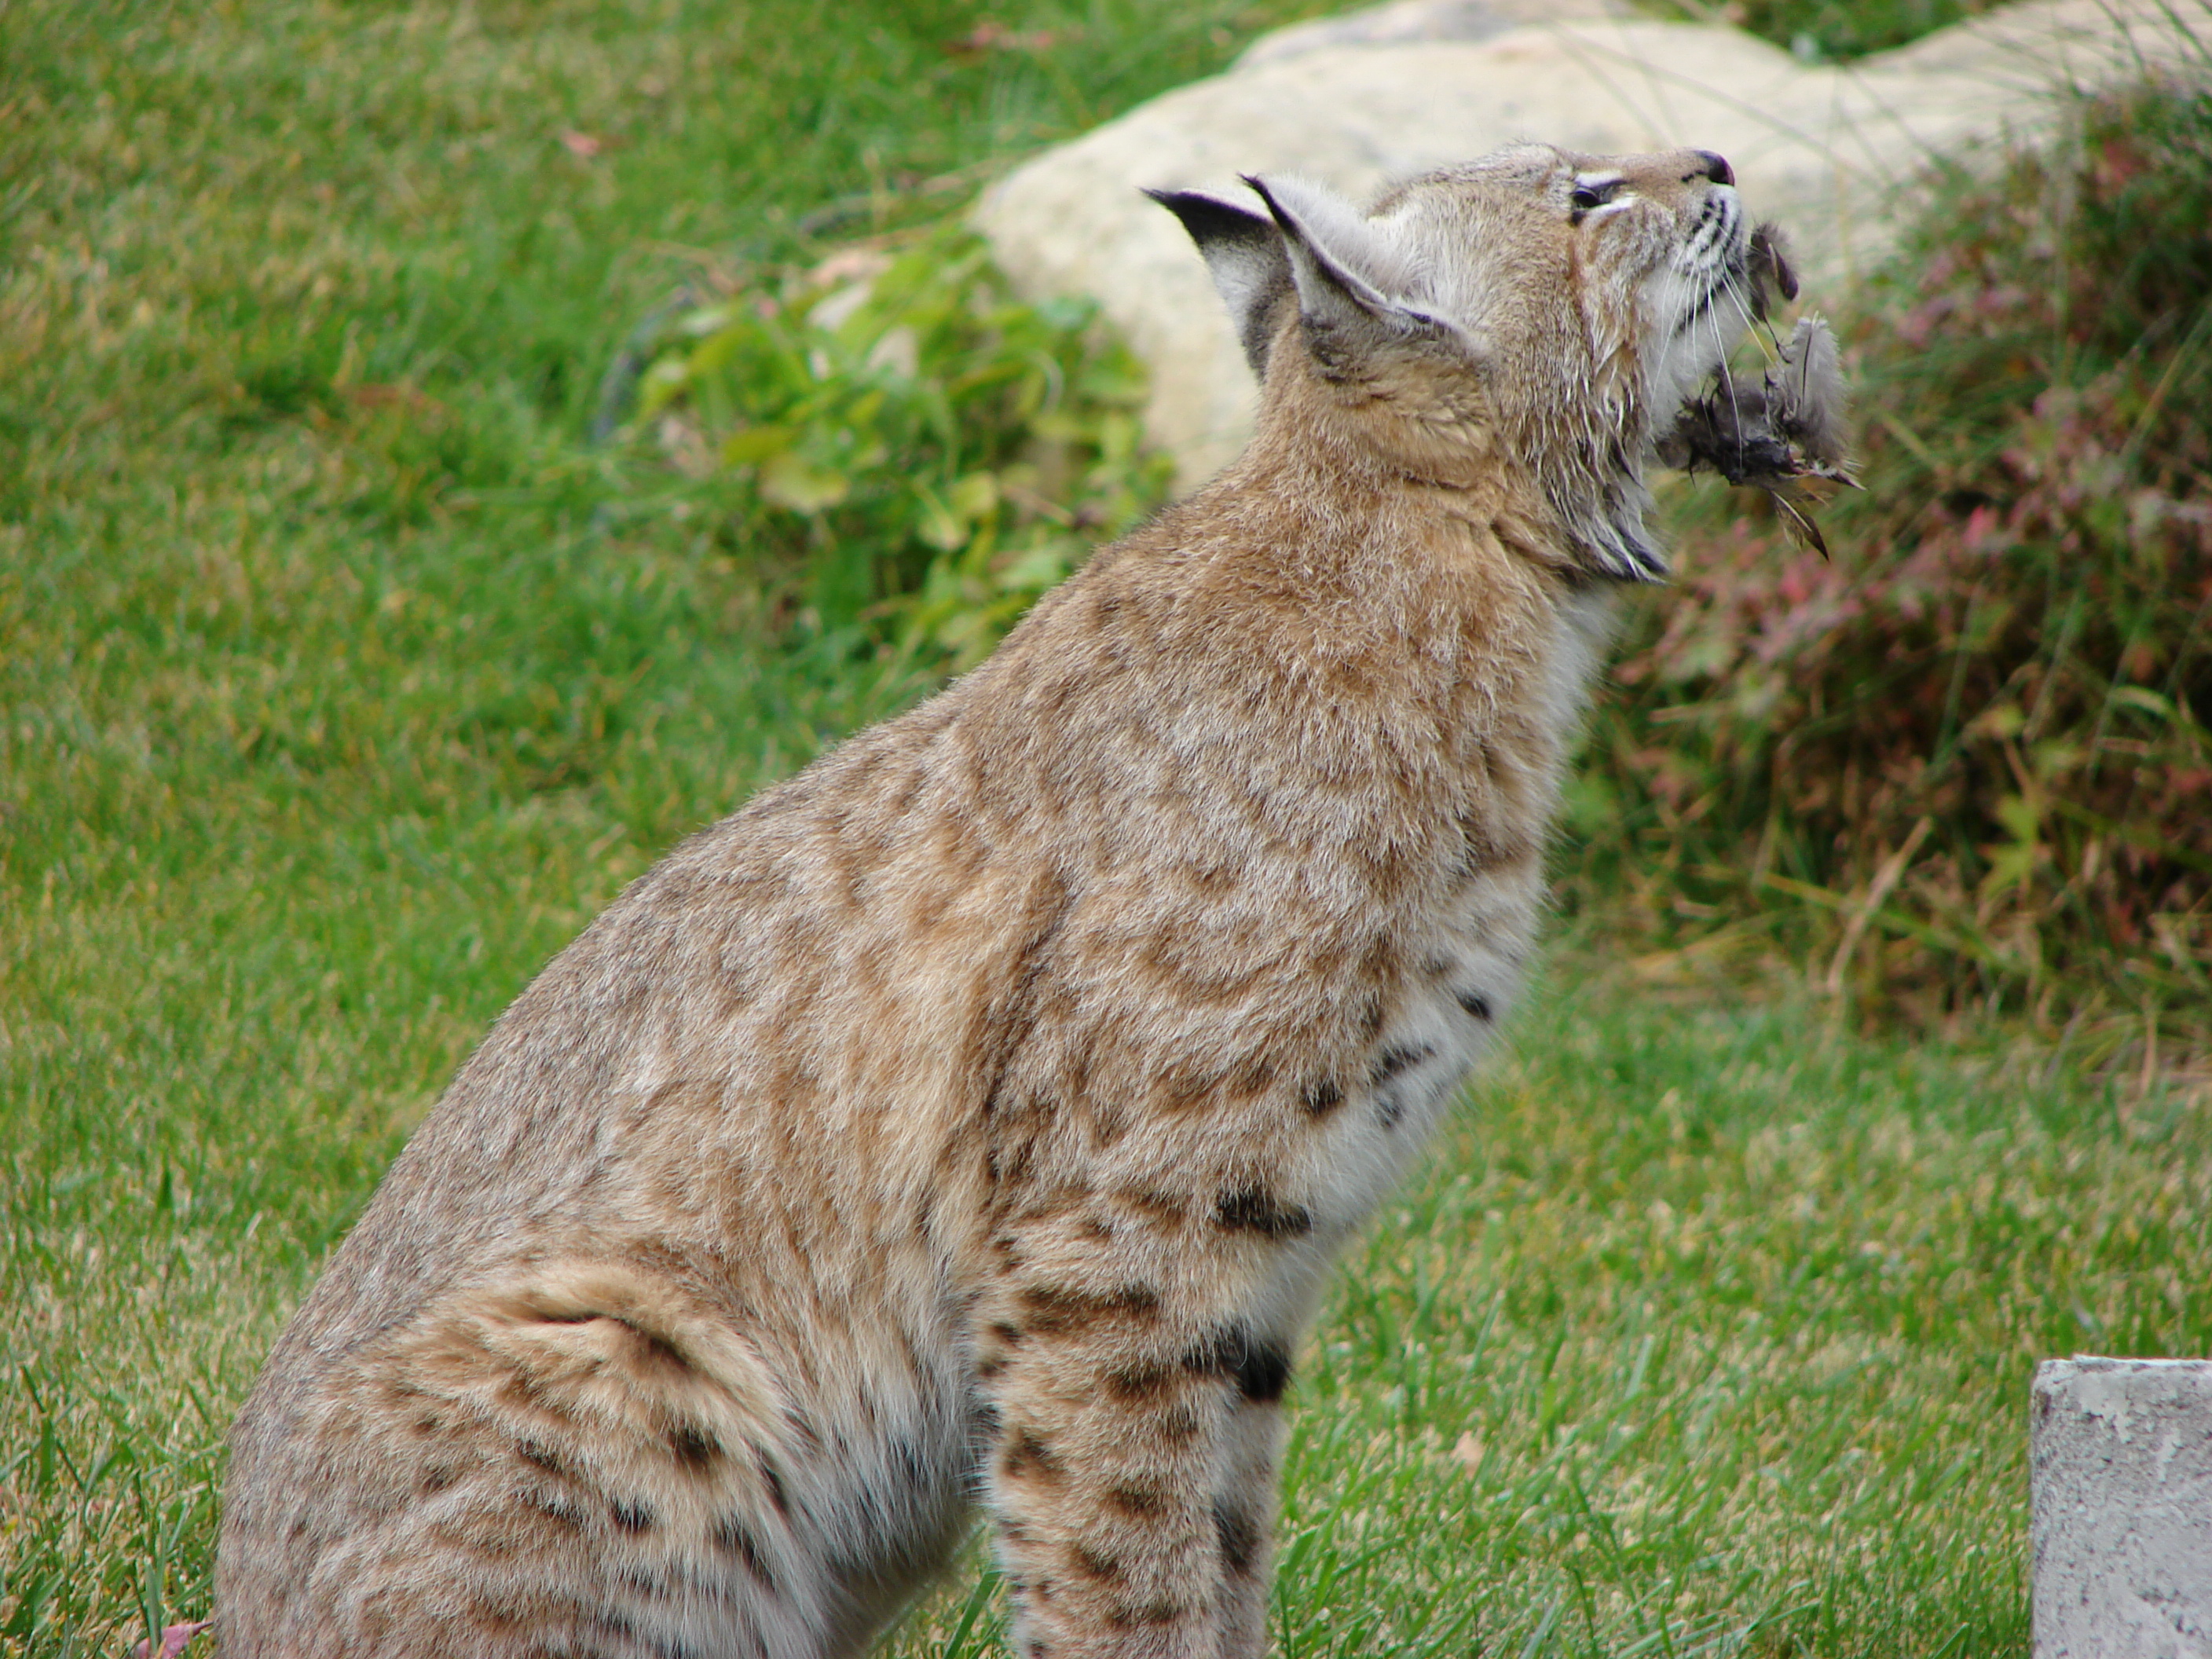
<box><xmin>1239</xmin><ymin>174</ymin><xmax>1462</xmax><ymax>383</ymax></box>
<box><xmin>1147</xmin><ymin>187</ymin><xmax>1291</xmax><ymax>379</ymax></box>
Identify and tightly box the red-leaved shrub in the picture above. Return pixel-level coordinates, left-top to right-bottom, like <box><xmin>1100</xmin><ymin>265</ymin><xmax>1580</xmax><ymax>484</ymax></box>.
<box><xmin>1572</xmin><ymin>82</ymin><xmax>2212</xmax><ymax>1054</ymax></box>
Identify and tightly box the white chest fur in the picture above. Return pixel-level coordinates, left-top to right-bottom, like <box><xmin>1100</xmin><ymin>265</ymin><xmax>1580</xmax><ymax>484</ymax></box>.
<box><xmin>1304</xmin><ymin>584</ymin><xmax>1617</xmax><ymax>1234</ymax></box>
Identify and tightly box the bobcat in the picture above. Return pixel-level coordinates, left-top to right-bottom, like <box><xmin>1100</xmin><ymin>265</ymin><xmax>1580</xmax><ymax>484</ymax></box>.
<box><xmin>218</xmin><ymin>142</ymin><xmax>1762</xmax><ymax>1658</ymax></box>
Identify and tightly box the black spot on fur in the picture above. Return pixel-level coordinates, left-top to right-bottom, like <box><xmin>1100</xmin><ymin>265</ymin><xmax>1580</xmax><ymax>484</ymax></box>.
<box><xmin>1122</xmin><ymin>1187</ymin><xmax>1188</xmax><ymax>1224</ymax></box>
<box><xmin>418</xmin><ymin>1464</ymin><xmax>459</xmax><ymax>1496</ymax></box>
<box><xmin>1214</xmin><ymin>1185</ymin><xmax>1313</xmax><ymax>1240</ymax></box>
<box><xmin>1456</xmin><ymin>987</ymin><xmax>1493</xmax><ymax>1021</ymax></box>
<box><xmin>1378</xmin><ymin>1093</ymin><xmax>1404</xmax><ymax>1130</ymax></box>
<box><xmin>614</xmin><ymin>1565</ymin><xmax>672</xmax><ymax>1599</ymax></box>
<box><xmin>1369</xmin><ymin>1043</ymin><xmax>1432</xmax><ymax>1084</ymax></box>
<box><xmin>1108</xmin><ymin>1599</ymin><xmax>1185</xmax><ymax>1628</ymax></box>
<box><xmin>712</xmin><ymin>1514</ymin><xmax>776</xmax><ymax>1591</ymax></box>
<box><xmin>515</xmin><ymin>1439</ymin><xmax>569</xmax><ymax>1478</ymax></box>
<box><xmin>1214</xmin><ymin>1499</ymin><xmax>1262</xmax><ymax>1575</ymax></box>
<box><xmin>752</xmin><ymin>1445</ymin><xmax>791</xmax><ymax>1516</ymax></box>
<box><xmin>1071</xmin><ymin>1541</ymin><xmax>1126</xmax><ymax>1581</ymax></box>
<box><xmin>969</xmin><ymin>1398</ymin><xmax>1003</xmax><ymax>1459</ymax></box>
<box><xmin>1106</xmin><ymin>1482</ymin><xmax>1166</xmax><ymax>1516</ymax></box>
<box><xmin>1182</xmin><ymin>1326</ymin><xmax>1291</xmax><ymax>1404</ymax></box>
<box><xmin>1002</xmin><ymin>1428</ymin><xmax>1062</xmax><ymax>1481</ymax></box>
<box><xmin>1020</xmin><ymin>1282</ymin><xmax>1160</xmax><ymax>1334</ymax></box>
<box><xmin>1105</xmin><ymin>1359</ymin><xmax>1180</xmax><ymax>1401</ymax></box>
<box><xmin>782</xmin><ymin>1408</ymin><xmax>823</xmax><ymax>1454</ymax></box>
<box><xmin>667</xmin><ymin>1424</ymin><xmax>719</xmax><ymax>1472</ymax></box>
<box><xmin>1182</xmin><ymin>1327</ymin><xmax>1243</xmax><ymax>1379</ymax></box>
<box><xmin>610</xmin><ymin>1498</ymin><xmax>656</xmax><ymax>1533</ymax></box>
<box><xmin>997</xmin><ymin>1137</ymin><xmax>1037</xmax><ymax>1190</ymax></box>
<box><xmin>518</xmin><ymin>1487</ymin><xmax>586</xmax><ymax>1530</ymax></box>
<box><xmin>592</xmin><ymin>1609</ymin><xmax>712</xmax><ymax>1659</ymax></box>
<box><xmin>891</xmin><ymin>1436</ymin><xmax>928</xmax><ymax>1489</ymax></box>
<box><xmin>1301</xmin><ymin>1078</ymin><xmax>1343</xmax><ymax>1116</ymax></box>
<box><xmin>578</xmin><ymin>1610</ymin><xmax>644</xmax><ymax>1654</ymax></box>
<box><xmin>1159</xmin><ymin>1400</ymin><xmax>1203</xmax><ymax>1441</ymax></box>
<box><xmin>1238</xmin><ymin>1338</ymin><xmax>1291</xmax><ymax>1403</ymax></box>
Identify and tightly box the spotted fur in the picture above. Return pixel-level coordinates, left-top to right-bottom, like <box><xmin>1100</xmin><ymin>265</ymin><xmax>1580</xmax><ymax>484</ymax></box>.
<box><xmin>216</xmin><ymin>142</ymin><xmax>1755</xmax><ymax>1658</ymax></box>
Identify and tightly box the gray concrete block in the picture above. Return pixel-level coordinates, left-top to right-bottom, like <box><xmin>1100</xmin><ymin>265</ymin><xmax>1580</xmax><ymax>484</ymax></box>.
<box><xmin>2032</xmin><ymin>1357</ymin><xmax>2212</xmax><ymax>1659</ymax></box>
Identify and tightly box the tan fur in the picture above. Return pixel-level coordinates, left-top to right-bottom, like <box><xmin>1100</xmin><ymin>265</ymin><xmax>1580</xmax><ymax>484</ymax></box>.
<box><xmin>217</xmin><ymin>142</ymin><xmax>1756</xmax><ymax>1658</ymax></box>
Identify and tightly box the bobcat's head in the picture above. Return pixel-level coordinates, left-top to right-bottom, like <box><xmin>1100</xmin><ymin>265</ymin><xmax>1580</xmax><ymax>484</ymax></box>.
<box><xmin>1153</xmin><ymin>144</ymin><xmax>1759</xmax><ymax>582</ymax></box>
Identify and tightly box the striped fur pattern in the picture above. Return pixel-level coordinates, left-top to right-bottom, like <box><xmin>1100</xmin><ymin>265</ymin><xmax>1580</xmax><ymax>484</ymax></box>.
<box><xmin>216</xmin><ymin>143</ymin><xmax>1755</xmax><ymax>1658</ymax></box>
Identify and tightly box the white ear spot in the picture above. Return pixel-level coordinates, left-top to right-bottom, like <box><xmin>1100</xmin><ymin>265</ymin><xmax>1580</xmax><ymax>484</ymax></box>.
<box><xmin>1245</xmin><ymin>174</ymin><xmax>1418</xmax><ymax>301</ymax></box>
<box><xmin>1240</xmin><ymin>174</ymin><xmax>1486</xmax><ymax>383</ymax></box>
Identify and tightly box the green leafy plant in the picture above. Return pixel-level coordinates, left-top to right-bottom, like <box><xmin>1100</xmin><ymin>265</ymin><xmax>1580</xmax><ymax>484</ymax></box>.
<box><xmin>1571</xmin><ymin>82</ymin><xmax>2212</xmax><ymax>1058</ymax></box>
<box><xmin>1654</xmin><ymin>0</ymin><xmax>1994</xmax><ymax>62</ymax></box>
<box><xmin>631</xmin><ymin>222</ymin><xmax>1171</xmax><ymax>667</ymax></box>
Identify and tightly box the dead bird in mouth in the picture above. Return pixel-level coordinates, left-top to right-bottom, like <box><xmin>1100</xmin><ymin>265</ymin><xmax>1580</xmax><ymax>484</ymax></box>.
<box><xmin>1661</xmin><ymin>221</ymin><xmax>1861</xmax><ymax>555</ymax></box>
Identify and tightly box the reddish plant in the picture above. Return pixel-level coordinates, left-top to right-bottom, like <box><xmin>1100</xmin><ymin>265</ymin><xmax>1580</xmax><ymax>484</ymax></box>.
<box><xmin>1571</xmin><ymin>83</ymin><xmax>2212</xmax><ymax>1050</ymax></box>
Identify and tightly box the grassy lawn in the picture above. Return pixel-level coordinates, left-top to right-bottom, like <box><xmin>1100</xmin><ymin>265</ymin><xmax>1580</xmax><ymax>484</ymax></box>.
<box><xmin>4</xmin><ymin>1</ymin><xmax>2208</xmax><ymax>1655</ymax></box>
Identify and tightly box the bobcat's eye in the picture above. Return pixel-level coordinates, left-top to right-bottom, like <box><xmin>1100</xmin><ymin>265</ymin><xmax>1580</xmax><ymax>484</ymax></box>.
<box><xmin>1569</xmin><ymin>178</ymin><xmax>1621</xmax><ymax>214</ymax></box>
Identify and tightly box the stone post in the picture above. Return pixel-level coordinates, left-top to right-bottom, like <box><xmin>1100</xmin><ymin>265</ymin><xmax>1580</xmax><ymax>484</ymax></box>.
<box><xmin>2031</xmin><ymin>1357</ymin><xmax>2212</xmax><ymax>1658</ymax></box>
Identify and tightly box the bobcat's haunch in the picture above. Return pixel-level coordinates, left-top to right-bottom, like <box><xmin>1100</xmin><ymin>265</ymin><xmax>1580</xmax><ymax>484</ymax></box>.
<box><xmin>218</xmin><ymin>143</ymin><xmax>1763</xmax><ymax>1658</ymax></box>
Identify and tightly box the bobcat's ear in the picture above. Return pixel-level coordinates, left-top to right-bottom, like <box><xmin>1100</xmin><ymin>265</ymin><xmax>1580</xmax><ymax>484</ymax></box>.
<box><xmin>1240</xmin><ymin>174</ymin><xmax>1464</xmax><ymax>383</ymax></box>
<box><xmin>1146</xmin><ymin>187</ymin><xmax>1292</xmax><ymax>379</ymax></box>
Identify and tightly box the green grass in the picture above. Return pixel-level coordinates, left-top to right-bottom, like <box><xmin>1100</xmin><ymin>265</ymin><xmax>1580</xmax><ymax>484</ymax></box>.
<box><xmin>5</xmin><ymin>0</ymin><xmax>2207</xmax><ymax>1654</ymax></box>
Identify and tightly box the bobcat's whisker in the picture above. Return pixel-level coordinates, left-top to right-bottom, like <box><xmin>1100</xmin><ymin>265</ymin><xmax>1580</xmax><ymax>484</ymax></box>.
<box><xmin>1720</xmin><ymin>275</ymin><xmax>1778</xmax><ymax>364</ymax></box>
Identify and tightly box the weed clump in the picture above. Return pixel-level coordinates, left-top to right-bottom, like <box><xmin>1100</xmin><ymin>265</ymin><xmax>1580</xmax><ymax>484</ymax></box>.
<box><xmin>1697</xmin><ymin>0</ymin><xmax>1990</xmax><ymax>61</ymax></box>
<box><xmin>1575</xmin><ymin>85</ymin><xmax>2212</xmax><ymax>1057</ymax></box>
<box><xmin>628</xmin><ymin>222</ymin><xmax>1171</xmax><ymax>668</ymax></box>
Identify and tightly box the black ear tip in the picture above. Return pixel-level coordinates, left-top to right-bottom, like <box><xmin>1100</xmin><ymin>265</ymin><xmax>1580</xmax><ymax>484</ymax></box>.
<box><xmin>1148</xmin><ymin>188</ymin><xmax>1279</xmax><ymax>252</ymax></box>
<box><xmin>1240</xmin><ymin>175</ymin><xmax>1295</xmax><ymax>232</ymax></box>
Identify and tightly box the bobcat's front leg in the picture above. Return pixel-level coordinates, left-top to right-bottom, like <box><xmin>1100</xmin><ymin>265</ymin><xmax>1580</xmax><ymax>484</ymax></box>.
<box><xmin>1212</xmin><ymin>1393</ymin><xmax>1287</xmax><ymax>1657</ymax></box>
<box><xmin>975</xmin><ymin>1199</ymin><xmax>1295</xmax><ymax>1658</ymax></box>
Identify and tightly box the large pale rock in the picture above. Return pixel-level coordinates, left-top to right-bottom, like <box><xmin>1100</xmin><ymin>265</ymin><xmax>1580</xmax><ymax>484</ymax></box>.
<box><xmin>976</xmin><ymin>0</ymin><xmax>2212</xmax><ymax>487</ymax></box>
<box><xmin>2031</xmin><ymin>1357</ymin><xmax>2212</xmax><ymax>1658</ymax></box>
<box><xmin>1234</xmin><ymin>0</ymin><xmax>1634</xmax><ymax>68</ymax></box>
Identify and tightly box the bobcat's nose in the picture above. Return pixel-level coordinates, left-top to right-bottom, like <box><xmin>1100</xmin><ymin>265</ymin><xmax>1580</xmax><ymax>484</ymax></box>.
<box><xmin>1691</xmin><ymin>150</ymin><xmax>1734</xmax><ymax>187</ymax></box>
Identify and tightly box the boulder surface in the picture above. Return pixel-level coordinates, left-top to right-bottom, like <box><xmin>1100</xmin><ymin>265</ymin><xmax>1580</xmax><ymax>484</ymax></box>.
<box><xmin>976</xmin><ymin>0</ymin><xmax>2210</xmax><ymax>487</ymax></box>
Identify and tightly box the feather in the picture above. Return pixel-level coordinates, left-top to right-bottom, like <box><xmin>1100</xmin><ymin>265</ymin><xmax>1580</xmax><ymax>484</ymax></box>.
<box><xmin>1748</xmin><ymin>220</ymin><xmax>1799</xmax><ymax>321</ymax></box>
<box><xmin>1661</xmin><ymin>313</ymin><xmax>1859</xmax><ymax>555</ymax></box>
